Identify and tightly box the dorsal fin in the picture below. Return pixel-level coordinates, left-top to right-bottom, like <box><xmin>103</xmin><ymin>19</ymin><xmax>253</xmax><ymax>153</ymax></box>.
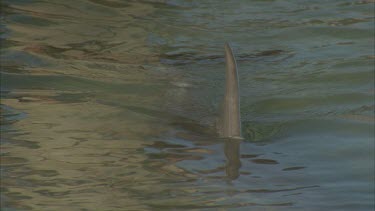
<box><xmin>218</xmin><ymin>43</ymin><xmax>241</xmax><ymax>139</ymax></box>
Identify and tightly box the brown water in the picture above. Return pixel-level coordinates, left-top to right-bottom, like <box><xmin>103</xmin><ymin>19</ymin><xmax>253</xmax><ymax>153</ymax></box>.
<box><xmin>1</xmin><ymin>0</ymin><xmax>374</xmax><ymax>210</ymax></box>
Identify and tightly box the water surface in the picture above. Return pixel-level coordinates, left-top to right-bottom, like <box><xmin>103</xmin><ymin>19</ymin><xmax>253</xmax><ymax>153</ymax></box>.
<box><xmin>1</xmin><ymin>0</ymin><xmax>374</xmax><ymax>210</ymax></box>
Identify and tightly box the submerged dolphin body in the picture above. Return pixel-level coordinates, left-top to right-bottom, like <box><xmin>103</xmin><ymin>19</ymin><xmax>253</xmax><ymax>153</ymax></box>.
<box><xmin>218</xmin><ymin>43</ymin><xmax>242</xmax><ymax>139</ymax></box>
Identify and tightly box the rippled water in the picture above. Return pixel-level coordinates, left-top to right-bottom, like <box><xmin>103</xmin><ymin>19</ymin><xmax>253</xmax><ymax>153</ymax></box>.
<box><xmin>1</xmin><ymin>0</ymin><xmax>374</xmax><ymax>210</ymax></box>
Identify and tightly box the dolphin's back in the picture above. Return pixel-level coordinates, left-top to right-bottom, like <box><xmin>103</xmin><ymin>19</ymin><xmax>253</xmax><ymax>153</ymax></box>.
<box><xmin>219</xmin><ymin>43</ymin><xmax>241</xmax><ymax>139</ymax></box>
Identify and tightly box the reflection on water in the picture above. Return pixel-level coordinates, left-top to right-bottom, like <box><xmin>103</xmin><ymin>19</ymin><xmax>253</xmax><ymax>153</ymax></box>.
<box><xmin>1</xmin><ymin>0</ymin><xmax>374</xmax><ymax>210</ymax></box>
<box><xmin>224</xmin><ymin>139</ymin><xmax>241</xmax><ymax>180</ymax></box>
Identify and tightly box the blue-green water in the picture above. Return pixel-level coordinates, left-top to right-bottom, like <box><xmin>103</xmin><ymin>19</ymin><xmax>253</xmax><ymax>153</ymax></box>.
<box><xmin>1</xmin><ymin>0</ymin><xmax>374</xmax><ymax>210</ymax></box>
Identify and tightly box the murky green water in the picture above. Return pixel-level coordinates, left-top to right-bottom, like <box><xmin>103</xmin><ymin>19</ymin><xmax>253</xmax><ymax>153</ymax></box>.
<box><xmin>1</xmin><ymin>0</ymin><xmax>374</xmax><ymax>210</ymax></box>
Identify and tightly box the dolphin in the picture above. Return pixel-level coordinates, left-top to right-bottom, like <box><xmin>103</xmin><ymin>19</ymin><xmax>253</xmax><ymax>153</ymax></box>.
<box><xmin>218</xmin><ymin>43</ymin><xmax>242</xmax><ymax>139</ymax></box>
